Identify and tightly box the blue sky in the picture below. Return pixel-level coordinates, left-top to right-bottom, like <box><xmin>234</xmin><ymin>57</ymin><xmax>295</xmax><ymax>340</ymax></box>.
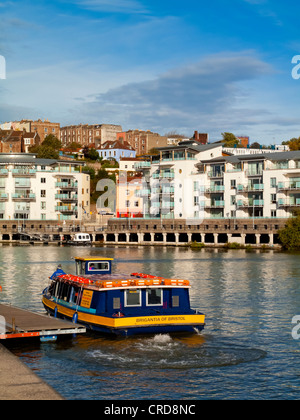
<box><xmin>0</xmin><ymin>0</ymin><xmax>300</xmax><ymax>144</ymax></box>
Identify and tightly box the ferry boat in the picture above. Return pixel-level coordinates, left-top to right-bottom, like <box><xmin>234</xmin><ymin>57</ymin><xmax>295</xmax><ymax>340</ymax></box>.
<box><xmin>64</xmin><ymin>233</ymin><xmax>92</xmax><ymax>246</ymax></box>
<box><xmin>42</xmin><ymin>257</ymin><xmax>205</xmax><ymax>337</ymax></box>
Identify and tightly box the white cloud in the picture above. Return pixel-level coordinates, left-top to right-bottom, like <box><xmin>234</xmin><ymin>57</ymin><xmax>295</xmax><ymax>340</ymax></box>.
<box><xmin>70</xmin><ymin>52</ymin><xmax>272</xmax><ymax>137</ymax></box>
<box><xmin>73</xmin><ymin>0</ymin><xmax>148</xmax><ymax>14</ymax></box>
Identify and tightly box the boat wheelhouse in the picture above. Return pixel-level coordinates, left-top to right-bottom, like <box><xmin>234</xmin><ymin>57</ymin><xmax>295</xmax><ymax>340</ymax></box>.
<box><xmin>42</xmin><ymin>257</ymin><xmax>205</xmax><ymax>336</ymax></box>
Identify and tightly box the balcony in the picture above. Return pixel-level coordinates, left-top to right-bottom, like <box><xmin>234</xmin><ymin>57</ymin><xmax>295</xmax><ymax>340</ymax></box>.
<box><xmin>278</xmin><ymin>198</ymin><xmax>300</xmax><ymax>207</ymax></box>
<box><xmin>12</xmin><ymin>193</ymin><xmax>36</xmax><ymax>201</ymax></box>
<box><xmin>247</xmin><ymin>184</ymin><xmax>264</xmax><ymax>192</ymax></box>
<box><xmin>135</xmin><ymin>189</ymin><xmax>151</xmax><ymax>197</ymax></box>
<box><xmin>160</xmin><ymin>172</ymin><xmax>175</xmax><ymax>179</ymax></box>
<box><xmin>134</xmin><ymin>161</ymin><xmax>151</xmax><ymax>170</ymax></box>
<box><xmin>55</xmin><ymin>193</ymin><xmax>78</xmax><ymax>201</ymax></box>
<box><xmin>277</xmin><ymin>181</ymin><xmax>300</xmax><ymax>191</ymax></box>
<box><xmin>12</xmin><ymin>169</ymin><xmax>36</xmax><ymax>177</ymax></box>
<box><xmin>206</xmin><ymin>185</ymin><xmax>225</xmax><ymax>193</ymax></box>
<box><xmin>237</xmin><ymin>199</ymin><xmax>264</xmax><ymax>208</ymax></box>
<box><xmin>0</xmin><ymin>193</ymin><xmax>8</xmax><ymax>201</ymax></box>
<box><xmin>205</xmin><ymin>200</ymin><xmax>225</xmax><ymax>208</ymax></box>
<box><xmin>55</xmin><ymin>181</ymin><xmax>78</xmax><ymax>190</ymax></box>
<box><xmin>207</xmin><ymin>171</ymin><xmax>224</xmax><ymax>178</ymax></box>
<box><xmin>55</xmin><ymin>205</ymin><xmax>78</xmax><ymax>213</ymax></box>
<box><xmin>0</xmin><ymin>169</ymin><xmax>8</xmax><ymax>177</ymax></box>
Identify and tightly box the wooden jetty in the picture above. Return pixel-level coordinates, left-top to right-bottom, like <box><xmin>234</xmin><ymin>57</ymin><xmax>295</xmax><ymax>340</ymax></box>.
<box><xmin>0</xmin><ymin>303</ymin><xmax>86</xmax><ymax>341</ymax></box>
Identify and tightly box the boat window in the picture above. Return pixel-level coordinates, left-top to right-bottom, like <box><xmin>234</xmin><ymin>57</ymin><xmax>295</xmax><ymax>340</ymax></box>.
<box><xmin>113</xmin><ymin>297</ymin><xmax>121</xmax><ymax>310</ymax></box>
<box><xmin>69</xmin><ymin>286</ymin><xmax>80</xmax><ymax>305</ymax></box>
<box><xmin>146</xmin><ymin>288</ymin><xmax>163</xmax><ymax>306</ymax></box>
<box><xmin>125</xmin><ymin>289</ymin><xmax>141</xmax><ymax>307</ymax></box>
<box><xmin>88</xmin><ymin>262</ymin><xmax>109</xmax><ymax>271</ymax></box>
<box><xmin>76</xmin><ymin>261</ymin><xmax>85</xmax><ymax>275</ymax></box>
<box><xmin>172</xmin><ymin>296</ymin><xmax>180</xmax><ymax>307</ymax></box>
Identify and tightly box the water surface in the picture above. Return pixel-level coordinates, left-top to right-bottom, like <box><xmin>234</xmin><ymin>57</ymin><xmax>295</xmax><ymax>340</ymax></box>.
<box><xmin>1</xmin><ymin>245</ymin><xmax>299</xmax><ymax>400</ymax></box>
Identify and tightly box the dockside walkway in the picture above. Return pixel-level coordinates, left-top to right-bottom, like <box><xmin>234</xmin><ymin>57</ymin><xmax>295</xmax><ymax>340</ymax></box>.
<box><xmin>0</xmin><ymin>344</ymin><xmax>63</xmax><ymax>400</ymax></box>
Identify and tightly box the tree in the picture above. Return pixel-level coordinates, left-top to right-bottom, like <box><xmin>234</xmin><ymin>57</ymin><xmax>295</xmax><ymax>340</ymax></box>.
<box><xmin>287</xmin><ymin>137</ymin><xmax>300</xmax><ymax>151</ymax></box>
<box><xmin>250</xmin><ymin>142</ymin><xmax>261</xmax><ymax>149</ymax></box>
<box><xmin>36</xmin><ymin>145</ymin><xmax>60</xmax><ymax>159</ymax></box>
<box><xmin>278</xmin><ymin>212</ymin><xmax>300</xmax><ymax>250</ymax></box>
<box><xmin>221</xmin><ymin>132</ymin><xmax>240</xmax><ymax>148</ymax></box>
<box><xmin>42</xmin><ymin>134</ymin><xmax>61</xmax><ymax>150</ymax></box>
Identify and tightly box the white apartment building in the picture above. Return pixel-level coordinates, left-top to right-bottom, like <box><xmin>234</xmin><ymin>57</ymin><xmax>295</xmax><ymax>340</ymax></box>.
<box><xmin>134</xmin><ymin>141</ymin><xmax>300</xmax><ymax>221</ymax></box>
<box><xmin>0</xmin><ymin>154</ymin><xmax>90</xmax><ymax>221</ymax></box>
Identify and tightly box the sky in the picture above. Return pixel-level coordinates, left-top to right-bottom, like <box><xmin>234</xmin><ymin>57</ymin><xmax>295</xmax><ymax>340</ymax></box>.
<box><xmin>0</xmin><ymin>0</ymin><xmax>300</xmax><ymax>144</ymax></box>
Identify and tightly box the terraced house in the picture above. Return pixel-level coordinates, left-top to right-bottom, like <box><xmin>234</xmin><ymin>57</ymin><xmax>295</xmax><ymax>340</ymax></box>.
<box><xmin>0</xmin><ymin>153</ymin><xmax>90</xmax><ymax>221</ymax></box>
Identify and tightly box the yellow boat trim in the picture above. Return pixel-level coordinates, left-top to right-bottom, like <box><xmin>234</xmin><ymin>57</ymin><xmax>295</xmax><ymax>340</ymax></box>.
<box><xmin>43</xmin><ymin>297</ymin><xmax>205</xmax><ymax>329</ymax></box>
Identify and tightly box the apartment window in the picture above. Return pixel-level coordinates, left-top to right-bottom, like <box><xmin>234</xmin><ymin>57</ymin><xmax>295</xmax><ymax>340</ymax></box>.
<box><xmin>231</xmin><ymin>196</ymin><xmax>236</xmax><ymax>205</ymax></box>
<box><xmin>41</xmin><ymin>178</ymin><xmax>46</xmax><ymax>184</ymax></box>
<box><xmin>41</xmin><ymin>190</ymin><xmax>46</xmax><ymax>198</ymax></box>
<box><xmin>271</xmin><ymin>194</ymin><xmax>277</xmax><ymax>203</ymax></box>
<box><xmin>126</xmin><ymin>200</ymin><xmax>130</xmax><ymax>207</ymax></box>
<box><xmin>231</xmin><ymin>180</ymin><xmax>236</xmax><ymax>189</ymax></box>
<box><xmin>271</xmin><ymin>178</ymin><xmax>277</xmax><ymax>188</ymax></box>
<box><xmin>271</xmin><ymin>210</ymin><xmax>277</xmax><ymax>218</ymax></box>
<box><xmin>41</xmin><ymin>214</ymin><xmax>46</xmax><ymax>220</ymax></box>
<box><xmin>41</xmin><ymin>202</ymin><xmax>46</xmax><ymax>210</ymax></box>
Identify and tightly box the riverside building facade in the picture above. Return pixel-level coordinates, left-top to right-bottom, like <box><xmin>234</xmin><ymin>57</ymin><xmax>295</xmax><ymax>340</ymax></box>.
<box><xmin>0</xmin><ymin>153</ymin><xmax>90</xmax><ymax>221</ymax></box>
<box><xmin>106</xmin><ymin>141</ymin><xmax>300</xmax><ymax>247</ymax></box>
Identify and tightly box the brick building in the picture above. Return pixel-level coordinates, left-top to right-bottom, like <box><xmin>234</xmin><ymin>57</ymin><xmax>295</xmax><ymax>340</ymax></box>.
<box><xmin>60</xmin><ymin>124</ymin><xmax>122</xmax><ymax>147</ymax></box>
<box><xmin>0</xmin><ymin>120</ymin><xmax>60</xmax><ymax>143</ymax></box>
<box><xmin>0</xmin><ymin>130</ymin><xmax>40</xmax><ymax>153</ymax></box>
<box><xmin>117</xmin><ymin>130</ymin><xmax>169</xmax><ymax>155</ymax></box>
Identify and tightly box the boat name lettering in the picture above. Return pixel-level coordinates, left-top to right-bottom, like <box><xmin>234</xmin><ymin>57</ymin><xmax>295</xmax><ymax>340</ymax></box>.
<box><xmin>136</xmin><ymin>316</ymin><xmax>186</xmax><ymax>324</ymax></box>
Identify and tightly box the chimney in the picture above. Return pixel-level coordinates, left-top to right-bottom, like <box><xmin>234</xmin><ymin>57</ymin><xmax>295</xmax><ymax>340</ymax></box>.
<box><xmin>194</xmin><ymin>131</ymin><xmax>199</xmax><ymax>141</ymax></box>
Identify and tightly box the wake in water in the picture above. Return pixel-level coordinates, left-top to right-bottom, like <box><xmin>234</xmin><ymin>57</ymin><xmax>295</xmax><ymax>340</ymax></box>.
<box><xmin>86</xmin><ymin>333</ymin><xmax>266</xmax><ymax>370</ymax></box>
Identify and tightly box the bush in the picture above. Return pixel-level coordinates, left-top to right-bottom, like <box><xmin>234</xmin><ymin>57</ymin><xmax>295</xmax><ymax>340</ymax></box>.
<box><xmin>278</xmin><ymin>213</ymin><xmax>300</xmax><ymax>250</ymax></box>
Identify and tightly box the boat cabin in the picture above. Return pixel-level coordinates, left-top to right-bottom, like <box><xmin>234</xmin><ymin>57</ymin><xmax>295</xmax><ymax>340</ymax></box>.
<box><xmin>75</xmin><ymin>257</ymin><xmax>113</xmax><ymax>275</ymax></box>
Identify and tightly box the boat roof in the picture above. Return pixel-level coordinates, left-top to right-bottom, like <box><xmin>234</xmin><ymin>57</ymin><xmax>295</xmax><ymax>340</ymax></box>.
<box><xmin>75</xmin><ymin>257</ymin><xmax>114</xmax><ymax>261</ymax></box>
<box><xmin>53</xmin><ymin>272</ymin><xmax>190</xmax><ymax>290</ymax></box>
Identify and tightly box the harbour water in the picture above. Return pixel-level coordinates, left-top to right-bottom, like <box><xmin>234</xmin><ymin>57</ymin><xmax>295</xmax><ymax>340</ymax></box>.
<box><xmin>1</xmin><ymin>245</ymin><xmax>300</xmax><ymax>400</ymax></box>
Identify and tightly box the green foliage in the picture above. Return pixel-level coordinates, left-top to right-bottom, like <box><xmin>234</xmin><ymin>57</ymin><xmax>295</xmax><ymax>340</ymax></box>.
<box><xmin>29</xmin><ymin>133</ymin><xmax>61</xmax><ymax>159</ymax></box>
<box><xmin>278</xmin><ymin>213</ymin><xmax>300</xmax><ymax>250</ymax></box>
<box><xmin>42</xmin><ymin>134</ymin><xmax>62</xmax><ymax>150</ymax></box>
<box><xmin>189</xmin><ymin>241</ymin><xmax>205</xmax><ymax>249</ymax></box>
<box><xmin>221</xmin><ymin>132</ymin><xmax>240</xmax><ymax>148</ymax></box>
<box><xmin>287</xmin><ymin>137</ymin><xmax>300</xmax><ymax>151</ymax></box>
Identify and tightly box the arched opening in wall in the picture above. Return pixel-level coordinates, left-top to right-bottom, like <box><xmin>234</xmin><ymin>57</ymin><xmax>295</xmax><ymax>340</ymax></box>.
<box><xmin>218</xmin><ymin>233</ymin><xmax>228</xmax><ymax>244</ymax></box>
<box><xmin>179</xmin><ymin>233</ymin><xmax>188</xmax><ymax>243</ymax></box>
<box><xmin>273</xmin><ymin>234</ymin><xmax>281</xmax><ymax>245</ymax></box>
<box><xmin>118</xmin><ymin>233</ymin><xmax>127</xmax><ymax>242</ymax></box>
<box><xmin>204</xmin><ymin>233</ymin><xmax>214</xmax><ymax>243</ymax></box>
<box><xmin>245</xmin><ymin>234</ymin><xmax>256</xmax><ymax>244</ymax></box>
<box><xmin>12</xmin><ymin>234</ymin><xmax>20</xmax><ymax>241</ymax></box>
<box><xmin>166</xmin><ymin>233</ymin><xmax>176</xmax><ymax>242</ymax></box>
<box><xmin>154</xmin><ymin>233</ymin><xmax>163</xmax><ymax>242</ymax></box>
<box><xmin>107</xmin><ymin>234</ymin><xmax>116</xmax><ymax>242</ymax></box>
<box><xmin>192</xmin><ymin>233</ymin><xmax>202</xmax><ymax>242</ymax></box>
<box><xmin>143</xmin><ymin>233</ymin><xmax>152</xmax><ymax>242</ymax></box>
<box><xmin>130</xmin><ymin>233</ymin><xmax>138</xmax><ymax>242</ymax></box>
<box><xmin>95</xmin><ymin>234</ymin><xmax>104</xmax><ymax>242</ymax></box>
<box><xmin>260</xmin><ymin>234</ymin><xmax>270</xmax><ymax>244</ymax></box>
<box><xmin>2</xmin><ymin>234</ymin><xmax>10</xmax><ymax>240</ymax></box>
